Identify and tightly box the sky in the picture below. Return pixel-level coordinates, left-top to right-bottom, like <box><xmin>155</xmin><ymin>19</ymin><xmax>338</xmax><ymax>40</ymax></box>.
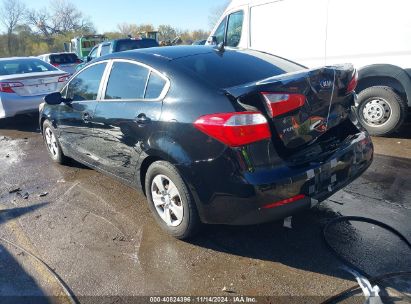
<box><xmin>23</xmin><ymin>0</ymin><xmax>228</xmax><ymax>33</ymax></box>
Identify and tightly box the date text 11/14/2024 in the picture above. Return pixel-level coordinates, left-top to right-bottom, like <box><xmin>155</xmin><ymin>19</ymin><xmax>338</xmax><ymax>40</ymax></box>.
<box><xmin>149</xmin><ymin>296</ymin><xmax>258</xmax><ymax>303</ymax></box>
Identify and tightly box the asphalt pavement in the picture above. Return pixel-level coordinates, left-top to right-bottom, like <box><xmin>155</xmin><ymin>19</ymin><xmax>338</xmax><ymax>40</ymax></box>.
<box><xmin>0</xmin><ymin>115</ymin><xmax>410</xmax><ymax>303</ymax></box>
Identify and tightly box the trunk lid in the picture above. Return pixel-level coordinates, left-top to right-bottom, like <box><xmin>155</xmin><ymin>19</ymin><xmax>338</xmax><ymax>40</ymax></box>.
<box><xmin>0</xmin><ymin>71</ymin><xmax>67</xmax><ymax>96</ymax></box>
<box><xmin>225</xmin><ymin>64</ymin><xmax>356</xmax><ymax>149</ymax></box>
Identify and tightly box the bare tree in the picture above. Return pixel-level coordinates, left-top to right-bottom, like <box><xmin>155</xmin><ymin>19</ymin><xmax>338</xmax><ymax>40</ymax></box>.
<box><xmin>27</xmin><ymin>0</ymin><xmax>94</xmax><ymax>44</ymax></box>
<box><xmin>0</xmin><ymin>0</ymin><xmax>26</xmax><ymax>54</ymax></box>
<box><xmin>158</xmin><ymin>24</ymin><xmax>176</xmax><ymax>42</ymax></box>
<box><xmin>50</xmin><ymin>0</ymin><xmax>91</xmax><ymax>33</ymax></box>
<box><xmin>208</xmin><ymin>1</ymin><xmax>230</xmax><ymax>30</ymax></box>
<box><xmin>117</xmin><ymin>23</ymin><xmax>139</xmax><ymax>37</ymax></box>
<box><xmin>117</xmin><ymin>23</ymin><xmax>155</xmax><ymax>38</ymax></box>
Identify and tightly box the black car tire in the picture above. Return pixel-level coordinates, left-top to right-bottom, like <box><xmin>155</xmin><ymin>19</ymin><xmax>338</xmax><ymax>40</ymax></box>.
<box><xmin>42</xmin><ymin>120</ymin><xmax>67</xmax><ymax>164</ymax></box>
<box><xmin>356</xmin><ymin>86</ymin><xmax>407</xmax><ymax>136</ymax></box>
<box><xmin>145</xmin><ymin>161</ymin><xmax>200</xmax><ymax>239</ymax></box>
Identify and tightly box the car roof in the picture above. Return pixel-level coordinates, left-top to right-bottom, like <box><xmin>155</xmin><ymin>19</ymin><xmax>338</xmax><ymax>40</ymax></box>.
<box><xmin>105</xmin><ymin>45</ymin><xmax>215</xmax><ymax>61</ymax></box>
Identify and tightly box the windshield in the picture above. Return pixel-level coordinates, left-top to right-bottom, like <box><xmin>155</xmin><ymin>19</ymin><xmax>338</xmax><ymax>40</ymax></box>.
<box><xmin>0</xmin><ymin>58</ymin><xmax>58</xmax><ymax>76</ymax></box>
<box><xmin>114</xmin><ymin>39</ymin><xmax>159</xmax><ymax>52</ymax></box>
<box><xmin>172</xmin><ymin>49</ymin><xmax>305</xmax><ymax>88</ymax></box>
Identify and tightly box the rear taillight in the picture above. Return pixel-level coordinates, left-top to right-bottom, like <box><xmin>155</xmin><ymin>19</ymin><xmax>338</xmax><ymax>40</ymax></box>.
<box><xmin>0</xmin><ymin>81</ymin><xmax>24</xmax><ymax>93</ymax></box>
<box><xmin>194</xmin><ymin>112</ymin><xmax>271</xmax><ymax>147</ymax></box>
<box><xmin>261</xmin><ymin>93</ymin><xmax>305</xmax><ymax>118</ymax></box>
<box><xmin>347</xmin><ymin>70</ymin><xmax>358</xmax><ymax>93</ymax></box>
<box><xmin>75</xmin><ymin>59</ymin><xmax>82</xmax><ymax>63</ymax></box>
<box><xmin>52</xmin><ymin>63</ymin><xmax>60</xmax><ymax>67</ymax></box>
<box><xmin>58</xmin><ymin>74</ymin><xmax>70</xmax><ymax>82</ymax></box>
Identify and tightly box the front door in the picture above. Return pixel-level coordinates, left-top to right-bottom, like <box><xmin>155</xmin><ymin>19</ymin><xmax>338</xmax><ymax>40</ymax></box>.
<box><xmin>90</xmin><ymin>60</ymin><xmax>168</xmax><ymax>182</ymax></box>
<box><xmin>56</xmin><ymin>61</ymin><xmax>108</xmax><ymax>165</ymax></box>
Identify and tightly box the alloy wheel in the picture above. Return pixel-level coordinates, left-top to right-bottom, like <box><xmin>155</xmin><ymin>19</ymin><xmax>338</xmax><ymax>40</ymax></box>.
<box><xmin>45</xmin><ymin>127</ymin><xmax>59</xmax><ymax>158</ymax></box>
<box><xmin>151</xmin><ymin>174</ymin><xmax>184</xmax><ymax>227</ymax></box>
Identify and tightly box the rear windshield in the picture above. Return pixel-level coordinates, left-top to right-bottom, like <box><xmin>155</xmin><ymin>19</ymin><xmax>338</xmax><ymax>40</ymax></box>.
<box><xmin>50</xmin><ymin>53</ymin><xmax>79</xmax><ymax>64</ymax></box>
<box><xmin>0</xmin><ymin>58</ymin><xmax>57</xmax><ymax>76</ymax></box>
<box><xmin>115</xmin><ymin>39</ymin><xmax>159</xmax><ymax>52</ymax></box>
<box><xmin>173</xmin><ymin>49</ymin><xmax>304</xmax><ymax>88</ymax></box>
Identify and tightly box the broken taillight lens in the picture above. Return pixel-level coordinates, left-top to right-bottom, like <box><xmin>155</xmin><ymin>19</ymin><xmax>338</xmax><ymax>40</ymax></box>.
<box><xmin>194</xmin><ymin>112</ymin><xmax>271</xmax><ymax>147</ymax></box>
<box><xmin>261</xmin><ymin>93</ymin><xmax>306</xmax><ymax>118</ymax></box>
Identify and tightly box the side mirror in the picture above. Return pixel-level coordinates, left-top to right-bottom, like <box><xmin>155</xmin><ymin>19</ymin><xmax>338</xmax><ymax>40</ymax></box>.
<box><xmin>207</xmin><ymin>36</ymin><xmax>218</xmax><ymax>46</ymax></box>
<box><xmin>44</xmin><ymin>92</ymin><xmax>63</xmax><ymax>105</ymax></box>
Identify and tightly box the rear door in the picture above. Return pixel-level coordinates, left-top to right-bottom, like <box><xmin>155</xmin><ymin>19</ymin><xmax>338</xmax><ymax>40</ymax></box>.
<box><xmin>56</xmin><ymin>61</ymin><xmax>108</xmax><ymax>164</ymax></box>
<box><xmin>90</xmin><ymin>59</ymin><xmax>169</xmax><ymax>182</ymax></box>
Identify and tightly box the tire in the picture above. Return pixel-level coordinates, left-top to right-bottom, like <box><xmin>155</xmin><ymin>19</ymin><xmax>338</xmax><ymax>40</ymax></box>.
<box><xmin>145</xmin><ymin>161</ymin><xmax>201</xmax><ymax>239</ymax></box>
<box><xmin>42</xmin><ymin>120</ymin><xmax>67</xmax><ymax>164</ymax></box>
<box><xmin>356</xmin><ymin>86</ymin><xmax>407</xmax><ymax>136</ymax></box>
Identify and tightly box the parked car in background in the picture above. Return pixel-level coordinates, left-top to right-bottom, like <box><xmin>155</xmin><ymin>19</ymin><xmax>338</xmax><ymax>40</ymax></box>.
<box><xmin>207</xmin><ymin>0</ymin><xmax>411</xmax><ymax>136</ymax></box>
<box><xmin>0</xmin><ymin>57</ymin><xmax>69</xmax><ymax>119</ymax></box>
<box><xmin>40</xmin><ymin>46</ymin><xmax>373</xmax><ymax>239</ymax></box>
<box><xmin>38</xmin><ymin>52</ymin><xmax>82</xmax><ymax>75</ymax></box>
<box><xmin>76</xmin><ymin>38</ymin><xmax>159</xmax><ymax>70</ymax></box>
<box><xmin>192</xmin><ymin>40</ymin><xmax>207</xmax><ymax>45</ymax></box>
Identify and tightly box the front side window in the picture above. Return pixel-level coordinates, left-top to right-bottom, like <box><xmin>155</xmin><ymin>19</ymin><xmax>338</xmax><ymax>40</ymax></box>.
<box><xmin>100</xmin><ymin>44</ymin><xmax>110</xmax><ymax>56</ymax></box>
<box><xmin>66</xmin><ymin>63</ymin><xmax>107</xmax><ymax>102</ymax></box>
<box><xmin>226</xmin><ymin>11</ymin><xmax>244</xmax><ymax>47</ymax></box>
<box><xmin>105</xmin><ymin>62</ymin><xmax>149</xmax><ymax>100</ymax></box>
<box><xmin>214</xmin><ymin>17</ymin><xmax>227</xmax><ymax>45</ymax></box>
<box><xmin>89</xmin><ymin>47</ymin><xmax>98</xmax><ymax>60</ymax></box>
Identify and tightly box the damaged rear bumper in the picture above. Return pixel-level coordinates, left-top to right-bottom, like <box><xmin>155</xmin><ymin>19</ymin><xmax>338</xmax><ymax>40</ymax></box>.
<box><xmin>191</xmin><ymin>131</ymin><xmax>373</xmax><ymax>225</ymax></box>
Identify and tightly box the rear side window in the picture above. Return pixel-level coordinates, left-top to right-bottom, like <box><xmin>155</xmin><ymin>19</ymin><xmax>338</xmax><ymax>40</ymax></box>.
<box><xmin>145</xmin><ymin>72</ymin><xmax>166</xmax><ymax>99</ymax></box>
<box><xmin>66</xmin><ymin>63</ymin><xmax>107</xmax><ymax>101</ymax></box>
<box><xmin>226</xmin><ymin>11</ymin><xmax>244</xmax><ymax>47</ymax></box>
<box><xmin>173</xmin><ymin>50</ymin><xmax>303</xmax><ymax>88</ymax></box>
<box><xmin>50</xmin><ymin>54</ymin><xmax>79</xmax><ymax>64</ymax></box>
<box><xmin>105</xmin><ymin>62</ymin><xmax>149</xmax><ymax>99</ymax></box>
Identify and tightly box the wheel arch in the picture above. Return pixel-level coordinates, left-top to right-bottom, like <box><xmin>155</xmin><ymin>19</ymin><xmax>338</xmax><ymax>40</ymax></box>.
<box><xmin>137</xmin><ymin>135</ymin><xmax>192</xmax><ymax>195</ymax></box>
<box><xmin>357</xmin><ymin>64</ymin><xmax>411</xmax><ymax>107</ymax></box>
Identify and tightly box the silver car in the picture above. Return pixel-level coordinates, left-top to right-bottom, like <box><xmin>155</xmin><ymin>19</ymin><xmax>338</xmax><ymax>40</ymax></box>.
<box><xmin>37</xmin><ymin>52</ymin><xmax>82</xmax><ymax>75</ymax></box>
<box><xmin>0</xmin><ymin>57</ymin><xmax>69</xmax><ymax>119</ymax></box>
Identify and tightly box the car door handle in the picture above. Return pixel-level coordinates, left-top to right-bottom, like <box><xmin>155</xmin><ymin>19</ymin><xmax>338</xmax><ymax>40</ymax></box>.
<box><xmin>82</xmin><ymin>112</ymin><xmax>92</xmax><ymax>122</ymax></box>
<box><xmin>135</xmin><ymin>113</ymin><xmax>151</xmax><ymax>125</ymax></box>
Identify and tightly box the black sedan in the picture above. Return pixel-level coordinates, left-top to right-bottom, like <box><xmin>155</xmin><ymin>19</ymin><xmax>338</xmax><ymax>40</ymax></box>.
<box><xmin>40</xmin><ymin>46</ymin><xmax>373</xmax><ymax>239</ymax></box>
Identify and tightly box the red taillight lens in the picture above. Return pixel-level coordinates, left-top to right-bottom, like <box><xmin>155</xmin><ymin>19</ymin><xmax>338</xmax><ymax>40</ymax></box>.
<box><xmin>262</xmin><ymin>194</ymin><xmax>306</xmax><ymax>209</ymax></box>
<box><xmin>75</xmin><ymin>59</ymin><xmax>82</xmax><ymax>63</ymax></box>
<box><xmin>261</xmin><ymin>93</ymin><xmax>305</xmax><ymax>117</ymax></box>
<box><xmin>58</xmin><ymin>74</ymin><xmax>70</xmax><ymax>82</ymax></box>
<box><xmin>0</xmin><ymin>81</ymin><xmax>24</xmax><ymax>93</ymax></box>
<box><xmin>347</xmin><ymin>70</ymin><xmax>358</xmax><ymax>93</ymax></box>
<box><xmin>194</xmin><ymin>112</ymin><xmax>271</xmax><ymax>147</ymax></box>
<box><xmin>52</xmin><ymin>63</ymin><xmax>60</xmax><ymax>67</ymax></box>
